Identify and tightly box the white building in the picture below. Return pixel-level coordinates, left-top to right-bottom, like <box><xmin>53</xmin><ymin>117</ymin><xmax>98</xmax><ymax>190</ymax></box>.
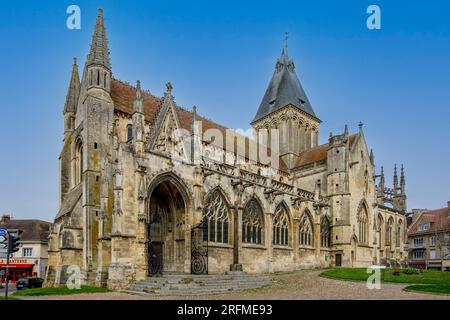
<box><xmin>0</xmin><ymin>214</ymin><xmax>51</xmax><ymax>283</ymax></box>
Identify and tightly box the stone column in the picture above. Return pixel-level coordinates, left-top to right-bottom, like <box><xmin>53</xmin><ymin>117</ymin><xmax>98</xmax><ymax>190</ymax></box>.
<box><xmin>299</xmin><ymin>125</ymin><xmax>305</xmax><ymax>152</ymax></box>
<box><xmin>135</xmin><ymin>214</ymin><xmax>148</xmax><ymax>280</ymax></box>
<box><xmin>305</xmin><ymin>128</ymin><xmax>312</xmax><ymax>149</ymax></box>
<box><xmin>267</xmin><ymin>212</ymin><xmax>274</xmax><ymax>273</ymax></box>
<box><xmin>314</xmin><ymin>222</ymin><xmax>321</xmax><ymax>260</ymax></box>
<box><xmin>184</xmin><ymin>205</ymin><xmax>194</xmax><ymax>274</ymax></box>
<box><xmin>292</xmin><ymin>218</ymin><xmax>299</xmax><ymax>264</ymax></box>
<box><xmin>230</xmin><ymin>206</ymin><xmax>243</xmax><ymax>271</ymax></box>
<box><xmin>373</xmin><ymin>229</ymin><xmax>379</xmax><ymax>265</ymax></box>
<box><xmin>313</xmin><ymin>130</ymin><xmax>319</xmax><ymax>147</ymax></box>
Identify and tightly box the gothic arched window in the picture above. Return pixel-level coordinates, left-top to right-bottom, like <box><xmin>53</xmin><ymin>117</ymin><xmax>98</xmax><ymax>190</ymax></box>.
<box><xmin>357</xmin><ymin>203</ymin><xmax>369</xmax><ymax>244</ymax></box>
<box><xmin>202</xmin><ymin>189</ymin><xmax>230</xmax><ymax>243</ymax></box>
<box><xmin>377</xmin><ymin>214</ymin><xmax>384</xmax><ymax>247</ymax></box>
<box><xmin>273</xmin><ymin>203</ymin><xmax>289</xmax><ymax>246</ymax></box>
<box><xmin>386</xmin><ymin>218</ymin><xmax>394</xmax><ymax>246</ymax></box>
<box><xmin>74</xmin><ymin>139</ymin><xmax>83</xmax><ymax>185</ymax></box>
<box><xmin>242</xmin><ymin>199</ymin><xmax>263</xmax><ymax>244</ymax></box>
<box><xmin>320</xmin><ymin>216</ymin><xmax>331</xmax><ymax>247</ymax></box>
<box><xmin>299</xmin><ymin>211</ymin><xmax>313</xmax><ymax>247</ymax></box>
<box><xmin>396</xmin><ymin>220</ymin><xmax>402</xmax><ymax>247</ymax></box>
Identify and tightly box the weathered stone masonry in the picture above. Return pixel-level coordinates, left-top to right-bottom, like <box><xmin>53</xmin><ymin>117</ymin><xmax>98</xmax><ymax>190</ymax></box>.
<box><xmin>45</xmin><ymin>9</ymin><xmax>408</xmax><ymax>290</ymax></box>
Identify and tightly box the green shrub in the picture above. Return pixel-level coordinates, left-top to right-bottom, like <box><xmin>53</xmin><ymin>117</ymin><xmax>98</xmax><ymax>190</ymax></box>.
<box><xmin>402</xmin><ymin>268</ymin><xmax>421</xmax><ymax>275</ymax></box>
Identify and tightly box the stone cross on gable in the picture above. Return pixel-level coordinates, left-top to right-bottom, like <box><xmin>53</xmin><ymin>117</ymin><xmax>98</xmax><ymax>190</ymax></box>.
<box><xmin>166</xmin><ymin>81</ymin><xmax>173</xmax><ymax>93</ymax></box>
<box><xmin>285</xmin><ymin>32</ymin><xmax>289</xmax><ymax>50</ymax></box>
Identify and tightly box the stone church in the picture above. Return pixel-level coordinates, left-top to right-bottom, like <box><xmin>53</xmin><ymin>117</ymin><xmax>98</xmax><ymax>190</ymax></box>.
<box><xmin>46</xmin><ymin>9</ymin><xmax>408</xmax><ymax>289</ymax></box>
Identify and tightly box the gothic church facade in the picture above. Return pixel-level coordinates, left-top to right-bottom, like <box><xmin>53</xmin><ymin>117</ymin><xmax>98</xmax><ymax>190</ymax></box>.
<box><xmin>46</xmin><ymin>9</ymin><xmax>407</xmax><ymax>289</ymax></box>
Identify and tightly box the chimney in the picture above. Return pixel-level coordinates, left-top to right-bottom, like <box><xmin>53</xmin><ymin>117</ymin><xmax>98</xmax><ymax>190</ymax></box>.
<box><xmin>1</xmin><ymin>214</ymin><xmax>11</xmax><ymax>223</ymax></box>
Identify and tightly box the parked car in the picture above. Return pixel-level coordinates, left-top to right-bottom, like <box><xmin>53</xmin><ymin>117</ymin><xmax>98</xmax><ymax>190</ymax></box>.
<box><xmin>16</xmin><ymin>277</ymin><xmax>44</xmax><ymax>290</ymax></box>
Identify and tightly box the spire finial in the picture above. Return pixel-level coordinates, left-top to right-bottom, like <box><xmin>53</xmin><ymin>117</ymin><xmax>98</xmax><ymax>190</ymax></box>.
<box><xmin>135</xmin><ymin>80</ymin><xmax>142</xmax><ymax>100</ymax></box>
<box><xmin>358</xmin><ymin>121</ymin><xmax>363</xmax><ymax>131</ymax></box>
<box><xmin>73</xmin><ymin>57</ymin><xmax>77</xmax><ymax>66</ymax></box>
<box><xmin>400</xmin><ymin>164</ymin><xmax>406</xmax><ymax>194</ymax></box>
<box><xmin>379</xmin><ymin>165</ymin><xmax>385</xmax><ymax>190</ymax></box>
<box><xmin>193</xmin><ymin>105</ymin><xmax>197</xmax><ymax>121</ymax></box>
<box><xmin>344</xmin><ymin>124</ymin><xmax>349</xmax><ymax>136</ymax></box>
<box><xmin>98</xmin><ymin>8</ymin><xmax>103</xmax><ymax>16</ymax></box>
<box><xmin>393</xmin><ymin>164</ymin><xmax>399</xmax><ymax>193</ymax></box>
<box><xmin>133</xmin><ymin>80</ymin><xmax>143</xmax><ymax>114</ymax></box>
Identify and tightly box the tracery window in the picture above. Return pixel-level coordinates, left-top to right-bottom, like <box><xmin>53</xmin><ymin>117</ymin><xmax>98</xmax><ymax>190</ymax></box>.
<box><xmin>386</xmin><ymin>218</ymin><xmax>393</xmax><ymax>245</ymax></box>
<box><xmin>320</xmin><ymin>216</ymin><xmax>331</xmax><ymax>247</ymax></box>
<box><xmin>272</xmin><ymin>203</ymin><xmax>289</xmax><ymax>246</ymax></box>
<box><xmin>299</xmin><ymin>212</ymin><xmax>313</xmax><ymax>246</ymax></box>
<box><xmin>242</xmin><ymin>199</ymin><xmax>263</xmax><ymax>244</ymax></box>
<box><xmin>202</xmin><ymin>190</ymin><xmax>230</xmax><ymax>243</ymax></box>
<box><xmin>357</xmin><ymin>204</ymin><xmax>368</xmax><ymax>244</ymax></box>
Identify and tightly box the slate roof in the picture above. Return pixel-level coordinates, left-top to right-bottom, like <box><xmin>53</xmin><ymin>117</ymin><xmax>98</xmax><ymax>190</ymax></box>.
<box><xmin>252</xmin><ymin>48</ymin><xmax>317</xmax><ymax>124</ymax></box>
<box><xmin>408</xmin><ymin>207</ymin><xmax>450</xmax><ymax>236</ymax></box>
<box><xmin>56</xmin><ymin>183</ymin><xmax>82</xmax><ymax>220</ymax></box>
<box><xmin>0</xmin><ymin>219</ymin><xmax>51</xmax><ymax>243</ymax></box>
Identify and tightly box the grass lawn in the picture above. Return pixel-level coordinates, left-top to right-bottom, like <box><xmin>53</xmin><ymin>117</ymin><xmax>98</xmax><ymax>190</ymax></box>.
<box><xmin>0</xmin><ymin>296</ymin><xmax>20</xmax><ymax>300</ymax></box>
<box><xmin>13</xmin><ymin>285</ymin><xmax>110</xmax><ymax>297</ymax></box>
<box><xmin>320</xmin><ymin>268</ymin><xmax>450</xmax><ymax>295</ymax></box>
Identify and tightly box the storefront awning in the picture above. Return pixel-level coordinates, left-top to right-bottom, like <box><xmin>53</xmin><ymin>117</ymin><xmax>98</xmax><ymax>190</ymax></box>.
<box><xmin>0</xmin><ymin>264</ymin><xmax>34</xmax><ymax>269</ymax></box>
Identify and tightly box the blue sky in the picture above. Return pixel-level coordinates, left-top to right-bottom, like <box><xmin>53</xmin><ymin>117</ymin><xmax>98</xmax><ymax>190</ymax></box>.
<box><xmin>0</xmin><ymin>0</ymin><xmax>449</xmax><ymax>221</ymax></box>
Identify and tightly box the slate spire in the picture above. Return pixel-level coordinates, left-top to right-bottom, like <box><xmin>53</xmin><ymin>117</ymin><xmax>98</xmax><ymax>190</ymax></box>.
<box><xmin>86</xmin><ymin>8</ymin><xmax>111</xmax><ymax>70</ymax></box>
<box><xmin>252</xmin><ymin>38</ymin><xmax>317</xmax><ymax>124</ymax></box>
<box><xmin>64</xmin><ymin>57</ymin><xmax>80</xmax><ymax>114</ymax></box>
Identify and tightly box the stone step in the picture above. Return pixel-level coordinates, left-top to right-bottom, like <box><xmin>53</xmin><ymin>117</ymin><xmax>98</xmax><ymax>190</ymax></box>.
<box><xmin>133</xmin><ymin>277</ymin><xmax>271</xmax><ymax>285</ymax></box>
<box><xmin>126</xmin><ymin>274</ymin><xmax>272</xmax><ymax>296</ymax></box>
<box><xmin>125</xmin><ymin>284</ymin><xmax>270</xmax><ymax>296</ymax></box>
<box><xmin>136</xmin><ymin>275</ymin><xmax>272</xmax><ymax>281</ymax></box>
<box><xmin>131</xmin><ymin>280</ymin><xmax>271</xmax><ymax>290</ymax></box>
<box><xmin>145</xmin><ymin>284</ymin><xmax>265</xmax><ymax>293</ymax></box>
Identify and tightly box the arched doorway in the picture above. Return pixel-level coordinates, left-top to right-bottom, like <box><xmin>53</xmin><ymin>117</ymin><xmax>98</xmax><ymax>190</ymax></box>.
<box><xmin>147</xmin><ymin>180</ymin><xmax>186</xmax><ymax>275</ymax></box>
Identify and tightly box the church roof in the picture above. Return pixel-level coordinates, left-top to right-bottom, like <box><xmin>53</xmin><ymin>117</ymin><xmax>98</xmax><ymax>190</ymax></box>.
<box><xmin>252</xmin><ymin>47</ymin><xmax>317</xmax><ymax>124</ymax></box>
<box><xmin>292</xmin><ymin>134</ymin><xmax>358</xmax><ymax>169</ymax></box>
<box><xmin>110</xmin><ymin>78</ymin><xmax>289</xmax><ymax>172</ymax></box>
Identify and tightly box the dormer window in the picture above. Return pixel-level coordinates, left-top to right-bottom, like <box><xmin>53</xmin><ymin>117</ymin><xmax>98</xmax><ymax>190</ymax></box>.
<box><xmin>418</xmin><ymin>223</ymin><xmax>430</xmax><ymax>231</ymax></box>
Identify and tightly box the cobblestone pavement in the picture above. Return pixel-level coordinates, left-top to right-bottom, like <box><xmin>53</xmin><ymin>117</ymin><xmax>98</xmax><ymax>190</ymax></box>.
<box><xmin>19</xmin><ymin>270</ymin><xmax>450</xmax><ymax>300</ymax></box>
